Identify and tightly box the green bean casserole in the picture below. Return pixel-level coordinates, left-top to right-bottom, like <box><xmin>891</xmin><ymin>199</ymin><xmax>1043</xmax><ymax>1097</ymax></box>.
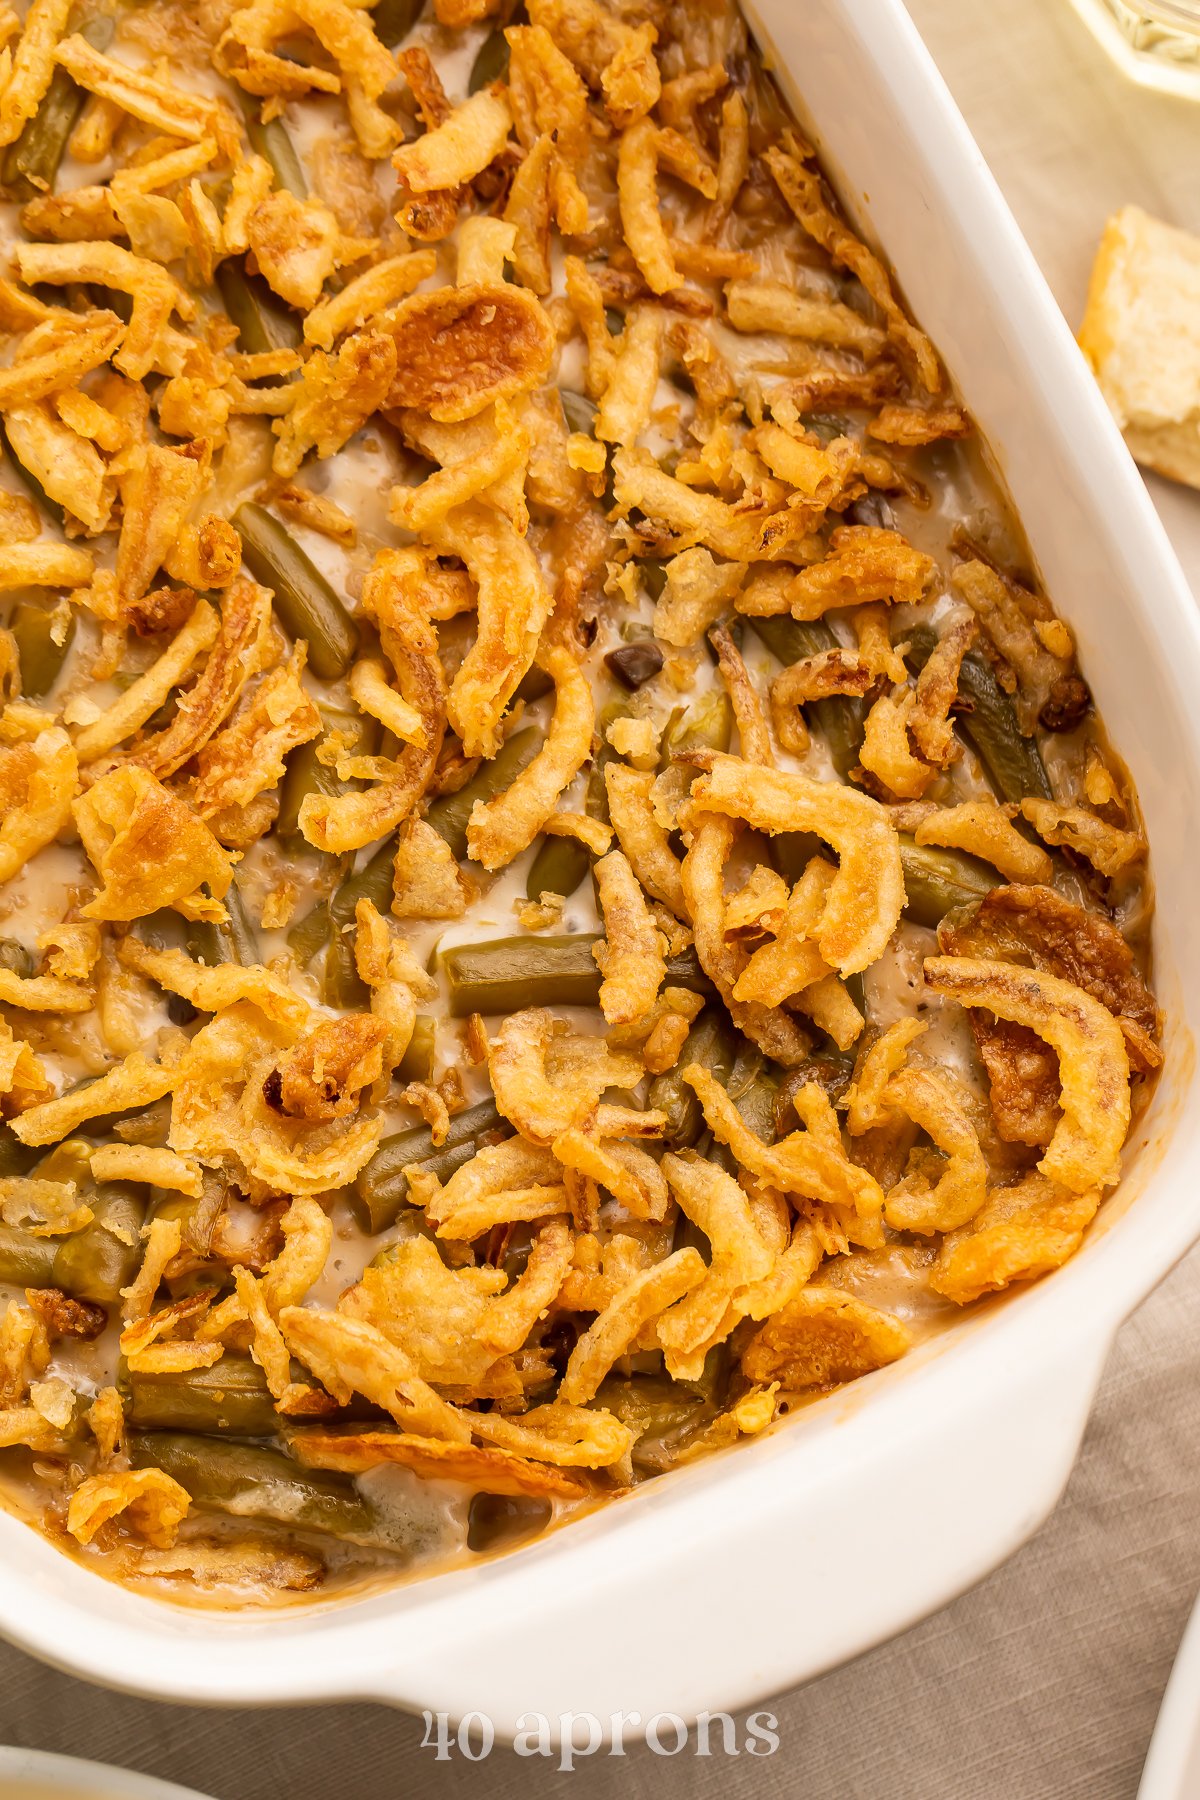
<box><xmin>0</xmin><ymin>0</ymin><xmax>1160</xmax><ymax>1601</ymax></box>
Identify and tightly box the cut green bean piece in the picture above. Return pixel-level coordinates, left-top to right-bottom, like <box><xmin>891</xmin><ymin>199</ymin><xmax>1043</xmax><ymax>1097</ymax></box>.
<box><xmin>0</xmin><ymin>938</ymin><xmax>33</xmax><ymax>979</ymax></box>
<box><xmin>0</xmin><ymin>1227</ymin><xmax>58</xmax><ymax>1288</ymax></box>
<box><xmin>469</xmin><ymin>23</ymin><xmax>510</xmax><ymax>92</ymax></box>
<box><xmin>440</xmin><ymin>932</ymin><xmax>712</xmax><ymax>1018</ymax></box>
<box><xmin>524</xmin><ymin>744</ymin><xmax>612</xmax><ymax>904</ymax></box>
<box><xmin>10</xmin><ymin>598</ymin><xmax>75</xmax><ymax>697</ymax></box>
<box><xmin>560</xmin><ymin>390</ymin><xmax>597</xmax><ymax>436</ymax></box>
<box><xmin>425</xmin><ymin>727</ymin><xmax>540</xmax><ymax>862</ymax></box>
<box><xmin>278</xmin><ymin>704</ymin><xmax>379</xmax><ymax>850</ymax></box>
<box><xmin>241</xmin><ymin>101</ymin><xmax>306</xmax><ymax>200</ymax></box>
<box><xmin>215</xmin><ymin>262</ymin><xmax>302</xmax><ymax>355</ymax></box>
<box><xmin>128</xmin><ymin>1432</ymin><xmax>412</xmax><ymax>1552</ymax></box>
<box><xmin>185</xmin><ymin>880</ymin><xmax>259</xmax><ymax>969</ymax></box>
<box><xmin>123</xmin><ymin>1355</ymin><xmax>280</xmax><ymax>1437</ymax></box>
<box><xmin>234</xmin><ymin>504</ymin><xmax>358</xmax><ymax>681</ymax></box>
<box><xmin>904</xmin><ymin>625</ymin><xmax>1053</xmax><ymax>804</ymax></box>
<box><xmin>899</xmin><ymin>837</ymin><xmax>998</xmax><ymax>929</ymax></box>
<box><xmin>373</xmin><ymin>0</ymin><xmax>424</xmax><ymax>44</ymax></box>
<box><xmin>2</xmin><ymin>15</ymin><xmax>113</xmax><ymax>201</ymax></box>
<box><xmin>354</xmin><ymin>1096</ymin><xmax>504</xmax><ymax>1234</ymax></box>
<box><xmin>0</xmin><ymin>1125</ymin><xmax>38</xmax><ymax>1181</ymax></box>
<box><xmin>321</xmin><ymin>835</ymin><xmax>398</xmax><ymax>1008</ymax></box>
<box><xmin>53</xmin><ymin>1183</ymin><xmax>147</xmax><ymax>1304</ymax></box>
<box><xmin>648</xmin><ymin>1009</ymin><xmax>738</xmax><ymax>1149</ymax></box>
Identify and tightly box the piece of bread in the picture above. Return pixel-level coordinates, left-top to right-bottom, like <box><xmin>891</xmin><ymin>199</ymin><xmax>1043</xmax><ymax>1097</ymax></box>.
<box><xmin>1079</xmin><ymin>203</ymin><xmax>1200</xmax><ymax>487</ymax></box>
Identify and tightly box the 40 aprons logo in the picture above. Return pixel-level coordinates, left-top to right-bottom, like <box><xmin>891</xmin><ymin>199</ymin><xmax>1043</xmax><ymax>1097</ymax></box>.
<box><xmin>420</xmin><ymin>1709</ymin><xmax>781</xmax><ymax>1767</ymax></box>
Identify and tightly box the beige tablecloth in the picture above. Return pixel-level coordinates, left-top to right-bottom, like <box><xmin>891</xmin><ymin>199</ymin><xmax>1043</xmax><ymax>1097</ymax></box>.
<box><xmin>5</xmin><ymin>4</ymin><xmax>1200</xmax><ymax>1796</ymax></box>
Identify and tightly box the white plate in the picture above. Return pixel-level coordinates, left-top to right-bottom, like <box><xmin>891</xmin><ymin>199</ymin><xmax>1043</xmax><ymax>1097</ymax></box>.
<box><xmin>1138</xmin><ymin>1595</ymin><xmax>1200</xmax><ymax>1799</ymax></box>
<box><xmin>1</xmin><ymin>0</ymin><xmax>1199</xmax><ymax>1736</ymax></box>
<box><xmin>0</xmin><ymin>1748</ymin><xmax>212</xmax><ymax>1800</ymax></box>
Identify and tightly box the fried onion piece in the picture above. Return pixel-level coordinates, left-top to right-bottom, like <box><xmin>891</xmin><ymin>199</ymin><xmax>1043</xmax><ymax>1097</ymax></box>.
<box><xmin>725</xmin><ymin>277</ymin><xmax>886</xmax><ymax>357</ymax></box>
<box><xmin>130</xmin><ymin>579</ymin><xmax>274</xmax><ymax>780</ymax></box>
<box><xmin>1019</xmin><ymin>799</ymin><xmax>1145</xmax><ymax>879</ymax></box>
<box><xmin>466</xmin><ymin>642</ymin><xmax>593</xmax><ymax>869</ymax></box>
<box><xmin>910</xmin><ymin>614</ymin><xmax>976</xmax><ymax>767</ymax></box>
<box><xmin>74</xmin><ymin>766</ymin><xmax>235</xmax><ymax>922</ymax></box>
<box><xmin>384</xmin><ymin>283</ymin><xmax>555</xmax><ymax>423</ymax></box>
<box><xmin>279</xmin><ymin>1307</ymin><xmax>470</xmax><ymax>1444</ymax></box>
<box><xmin>391</xmin><ymin>817</ymin><xmax>471</xmax><ymax>920</ymax></box>
<box><xmin>604</xmin><ymin>762</ymin><xmax>687</xmax><ymax>919</ymax></box>
<box><xmin>765</xmin><ymin>144</ymin><xmax>940</xmax><ymax>393</ymax></box>
<box><xmin>13</xmin><ymin>241</ymin><xmax>189</xmax><ymax>380</ymax></box>
<box><xmin>740</xmin><ymin>1286</ymin><xmax>911</xmax><ymax>1391</ymax></box>
<box><xmin>119</xmin><ymin>939</ymin><xmax>307</xmax><ymax>1032</ymax></box>
<box><xmin>299</xmin><ymin>552</ymin><xmax>446</xmax><ymax>852</ymax></box>
<box><xmin>469</xmin><ymin>1401</ymin><xmax>632</xmax><ymax>1469</ymax></box>
<box><xmin>689</xmin><ymin>754</ymin><xmax>904</xmax><ymax>974</ymax></box>
<box><xmin>681</xmin><ymin>814</ymin><xmax>811</xmax><ymax>1067</ymax></box>
<box><xmin>655</xmin><ymin>1150</ymin><xmax>775</xmax><ymax>1379</ymax></box>
<box><xmin>914</xmin><ymin>801</ymin><xmax>1052</xmax><ymax>884</ymax></box>
<box><xmin>12</xmin><ymin>1051</ymin><xmax>177</xmax><ymax>1147</ymax></box>
<box><xmin>272</xmin><ymin>329</ymin><xmax>397</xmax><ymax>479</ymax></box>
<box><xmin>429</xmin><ymin>504</ymin><xmax>552</xmax><ymax>758</ymax></box>
<box><xmin>733</xmin><ymin>855</ymin><xmax>834</xmax><ymax>1007</ymax></box>
<box><xmin>923</xmin><ymin>955</ymin><xmax>1131</xmax><ymax>1192</ymax></box>
<box><xmin>67</xmin><ymin>1467</ymin><xmax>190</xmax><ymax>1548</ymax></box>
<box><xmin>880</xmin><ymin>1067</ymin><xmax>988</xmax><ymax>1235</ymax></box>
<box><xmin>191</xmin><ymin>647</ymin><xmax>322</xmax><ymax>821</ymax></box>
<box><xmin>73</xmin><ymin>602</ymin><xmax>220</xmax><ymax>766</ymax></box>
<box><xmin>551</xmin><ymin>1128</ymin><xmax>669</xmax><ymax>1222</ymax></box>
<box><xmin>289</xmin><ymin>1426</ymin><xmax>586</xmax><ymax>1498</ymax></box>
<box><xmin>0</xmin><ymin>727</ymin><xmax>78</xmax><ymax>887</ymax></box>
<box><xmin>424</xmin><ymin>1138</ymin><xmax>563</xmax><ymax>1239</ymax></box>
<box><xmin>90</xmin><ymin>1144</ymin><xmax>202</xmax><ymax>1198</ymax></box>
<box><xmin>931</xmin><ymin>1172</ymin><xmax>1100</xmax><ymax>1305</ymax></box>
<box><xmin>0</xmin><ymin>312</ymin><xmax>123</xmax><ymax>408</ymax></box>
<box><xmin>394</xmin><ymin>86</ymin><xmax>512</xmax><ymax>191</ymax></box>
<box><xmin>487</xmin><ymin>1008</ymin><xmax>644</xmax><ymax>1143</ymax></box>
<box><xmin>685</xmin><ymin>1063</ymin><xmax>883</xmax><ymax>1231</ymax></box>
<box><xmin>591</xmin><ymin>849</ymin><xmax>666</xmax><ymax>1026</ymax></box>
<box><xmin>787</xmin><ymin>525</ymin><xmax>935</xmax><ymax>619</ymax></box>
<box><xmin>560</xmin><ymin>1247</ymin><xmax>706</xmax><ymax>1404</ymax></box>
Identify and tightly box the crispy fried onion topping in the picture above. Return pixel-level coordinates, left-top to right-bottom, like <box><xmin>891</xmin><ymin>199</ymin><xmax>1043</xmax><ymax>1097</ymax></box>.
<box><xmin>689</xmin><ymin>753</ymin><xmax>905</xmax><ymax>974</ymax></box>
<box><xmin>931</xmin><ymin>1172</ymin><xmax>1100</xmax><ymax>1306</ymax></box>
<box><xmin>487</xmin><ymin>1008</ymin><xmax>648</xmax><ymax>1144</ymax></box>
<box><xmin>740</xmin><ymin>1286</ymin><xmax>911</xmax><ymax>1391</ymax></box>
<box><xmin>74</xmin><ymin>767</ymin><xmax>235</xmax><ymax>922</ymax></box>
<box><xmin>684</xmin><ymin>1062</ymin><xmax>884</xmax><ymax>1242</ymax></box>
<box><xmin>924</xmin><ymin>955</ymin><xmax>1131</xmax><ymax>1193</ymax></box>
<box><xmin>0</xmin><ymin>727</ymin><xmax>78</xmax><ymax>886</ymax></box>
<box><xmin>299</xmin><ymin>552</ymin><xmax>446</xmax><ymax>853</ymax></box>
<box><xmin>384</xmin><ymin>283</ymin><xmax>555</xmax><ymax>422</ymax></box>
<box><xmin>592</xmin><ymin>848</ymin><xmax>667</xmax><ymax>1026</ymax></box>
<box><xmin>466</xmin><ymin>641</ymin><xmax>593</xmax><ymax>869</ymax></box>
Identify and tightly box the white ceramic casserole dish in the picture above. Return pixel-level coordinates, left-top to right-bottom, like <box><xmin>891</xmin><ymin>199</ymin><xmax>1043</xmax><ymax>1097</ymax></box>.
<box><xmin>0</xmin><ymin>0</ymin><xmax>1197</xmax><ymax>1735</ymax></box>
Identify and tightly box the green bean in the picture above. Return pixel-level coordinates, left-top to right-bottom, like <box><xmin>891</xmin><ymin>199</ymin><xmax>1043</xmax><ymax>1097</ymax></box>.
<box><xmin>353</xmin><ymin>1097</ymin><xmax>504</xmax><ymax>1234</ymax></box>
<box><xmin>280</xmin><ymin>702</ymin><xmax>377</xmax><ymax>849</ymax></box>
<box><xmin>524</xmin><ymin>748</ymin><xmax>609</xmax><ymax>902</ymax></box>
<box><xmin>904</xmin><ymin>625</ymin><xmax>1053</xmax><ymax>804</ymax></box>
<box><xmin>469</xmin><ymin>23</ymin><xmax>510</xmax><ymax>93</ymax></box>
<box><xmin>468</xmin><ymin>1493</ymin><xmax>552</xmax><ymax>1554</ymax></box>
<box><xmin>648</xmin><ymin>1008</ymin><xmax>738</xmax><ymax>1149</ymax></box>
<box><xmin>0</xmin><ymin>1124</ymin><xmax>38</xmax><ymax>1182</ymax></box>
<box><xmin>0</xmin><ymin>1227</ymin><xmax>58</xmax><ymax>1288</ymax></box>
<box><xmin>1</xmin><ymin>15</ymin><xmax>113</xmax><ymax>201</ymax></box>
<box><xmin>513</xmin><ymin>664</ymin><xmax>554</xmax><ymax>704</ymax></box>
<box><xmin>425</xmin><ymin>727</ymin><xmax>540</xmax><ymax>862</ymax></box>
<box><xmin>53</xmin><ymin>1182</ymin><xmax>147</xmax><ymax>1304</ymax></box>
<box><xmin>286</xmin><ymin>897</ymin><xmax>333</xmax><ymax>970</ymax></box>
<box><xmin>240</xmin><ymin>100</ymin><xmax>306</xmax><ymax>200</ymax></box>
<box><xmin>185</xmin><ymin>879</ymin><xmax>259</xmax><ymax>969</ymax></box>
<box><xmin>122</xmin><ymin>1355</ymin><xmax>280</xmax><ymax>1437</ymax></box>
<box><xmin>560</xmin><ymin>391</ymin><xmax>597</xmax><ymax>437</ymax></box>
<box><xmin>660</xmin><ymin>689</ymin><xmax>733</xmax><ymax>763</ymax></box>
<box><xmin>134</xmin><ymin>908</ymin><xmax>189</xmax><ymax>953</ymax></box>
<box><xmin>234</xmin><ymin>504</ymin><xmax>358</xmax><ymax>681</ymax></box>
<box><xmin>396</xmin><ymin>1014</ymin><xmax>435</xmax><ymax>1084</ymax></box>
<box><xmin>9</xmin><ymin>598</ymin><xmax>75</xmax><ymax>697</ymax></box>
<box><xmin>214</xmin><ymin>262</ymin><xmax>302</xmax><ymax>356</ymax></box>
<box><xmin>900</xmin><ymin>837</ymin><xmax>998</xmax><ymax>928</ymax></box>
<box><xmin>128</xmin><ymin>1432</ymin><xmax>412</xmax><ymax>1552</ymax></box>
<box><xmin>320</xmin><ymin>835</ymin><xmax>397</xmax><ymax>1008</ymax></box>
<box><xmin>748</xmin><ymin>614</ymin><xmax>866</xmax><ymax>779</ymax></box>
<box><xmin>373</xmin><ymin>0</ymin><xmax>424</xmax><ymax>45</ymax></box>
<box><xmin>439</xmin><ymin>931</ymin><xmax>712</xmax><ymax>1017</ymax></box>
